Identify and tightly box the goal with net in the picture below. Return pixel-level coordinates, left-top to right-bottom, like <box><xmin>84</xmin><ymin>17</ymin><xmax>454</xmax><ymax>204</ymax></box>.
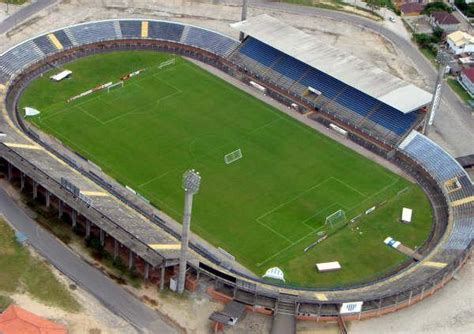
<box><xmin>325</xmin><ymin>209</ymin><xmax>346</xmax><ymax>230</ymax></box>
<box><xmin>224</xmin><ymin>149</ymin><xmax>242</xmax><ymax>164</ymax></box>
<box><xmin>107</xmin><ymin>81</ymin><xmax>124</xmax><ymax>93</ymax></box>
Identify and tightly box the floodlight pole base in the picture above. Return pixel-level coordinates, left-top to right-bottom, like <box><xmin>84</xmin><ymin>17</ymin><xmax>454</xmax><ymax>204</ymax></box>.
<box><xmin>177</xmin><ymin>191</ymin><xmax>193</xmax><ymax>294</ymax></box>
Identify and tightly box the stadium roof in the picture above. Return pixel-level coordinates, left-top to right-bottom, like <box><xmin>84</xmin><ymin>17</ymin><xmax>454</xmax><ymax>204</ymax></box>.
<box><xmin>230</xmin><ymin>14</ymin><xmax>433</xmax><ymax>114</ymax></box>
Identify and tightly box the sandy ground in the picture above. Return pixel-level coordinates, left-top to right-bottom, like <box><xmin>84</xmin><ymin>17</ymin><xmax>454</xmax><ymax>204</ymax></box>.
<box><xmin>0</xmin><ymin>0</ymin><xmax>426</xmax><ymax>90</ymax></box>
<box><xmin>351</xmin><ymin>257</ymin><xmax>474</xmax><ymax>334</ymax></box>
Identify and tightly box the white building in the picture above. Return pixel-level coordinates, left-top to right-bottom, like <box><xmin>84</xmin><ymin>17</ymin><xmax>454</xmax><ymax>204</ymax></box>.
<box><xmin>447</xmin><ymin>31</ymin><xmax>474</xmax><ymax>55</ymax></box>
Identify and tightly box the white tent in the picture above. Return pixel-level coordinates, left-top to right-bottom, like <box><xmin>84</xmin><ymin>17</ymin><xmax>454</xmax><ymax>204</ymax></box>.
<box><xmin>24</xmin><ymin>107</ymin><xmax>40</xmax><ymax>117</ymax></box>
<box><xmin>262</xmin><ymin>267</ymin><xmax>285</xmax><ymax>282</ymax></box>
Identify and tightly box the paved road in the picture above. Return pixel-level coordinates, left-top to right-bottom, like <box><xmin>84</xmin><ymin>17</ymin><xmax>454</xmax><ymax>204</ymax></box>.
<box><xmin>0</xmin><ymin>0</ymin><xmax>58</xmax><ymax>35</ymax></box>
<box><xmin>250</xmin><ymin>1</ymin><xmax>474</xmax><ymax>156</ymax></box>
<box><xmin>0</xmin><ymin>186</ymin><xmax>178</xmax><ymax>334</ymax></box>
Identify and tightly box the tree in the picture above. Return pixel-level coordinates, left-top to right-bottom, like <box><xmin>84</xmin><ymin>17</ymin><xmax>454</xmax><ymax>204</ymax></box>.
<box><xmin>365</xmin><ymin>0</ymin><xmax>385</xmax><ymax>13</ymax></box>
<box><xmin>432</xmin><ymin>26</ymin><xmax>444</xmax><ymax>43</ymax></box>
<box><xmin>422</xmin><ymin>1</ymin><xmax>452</xmax><ymax>15</ymax></box>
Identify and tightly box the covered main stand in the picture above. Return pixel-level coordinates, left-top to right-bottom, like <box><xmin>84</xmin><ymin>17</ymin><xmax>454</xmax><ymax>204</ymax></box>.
<box><xmin>230</xmin><ymin>14</ymin><xmax>432</xmax><ymax>114</ymax></box>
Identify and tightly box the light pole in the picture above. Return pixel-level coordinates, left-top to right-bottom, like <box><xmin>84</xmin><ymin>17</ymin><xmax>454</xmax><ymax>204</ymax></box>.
<box><xmin>177</xmin><ymin>169</ymin><xmax>201</xmax><ymax>294</ymax></box>
<box><xmin>423</xmin><ymin>50</ymin><xmax>450</xmax><ymax>135</ymax></box>
<box><xmin>239</xmin><ymin>0</ymin><xmax>248</xmax><ymax>41</ymax></box>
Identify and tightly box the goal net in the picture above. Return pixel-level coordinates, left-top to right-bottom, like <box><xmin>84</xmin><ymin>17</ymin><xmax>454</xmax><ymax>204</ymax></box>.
<box><xmin>325</xmin><ymin>209</ymin><xmax>346</xmax><ymax>230</ymax></box>
<box><xmin>224</xmin><ymin>149</ymin><xmax>242</xmax><ymax>164</ymax></box>
<box><xmin>107</xmin><ymin>81</ymin><xmax>124</xmax><ymax>93</ymax></box>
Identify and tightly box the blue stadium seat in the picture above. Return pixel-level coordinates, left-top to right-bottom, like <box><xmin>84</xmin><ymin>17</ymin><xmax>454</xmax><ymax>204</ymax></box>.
<box><xmin>148</xmin><ymin>21</ymin><xmax>184</xmax><ymax>42</ymax></box>
<box><xmin>236</xmin><ymin>37</ymin><xmax>420</xmax><ymax>137</ymax></box>
<box><xmin>239</xmin><ymin>37</ymin><xmax>281</xmax><ymax>67</ymax></box>
<box><xmin>65</xmin><ymin>22</ymin><xmax>118</xmax><ymax>45</ymax></box>
<box><xmin>33</xmin><ymin>35</ymin><xmax>57</xmax><ymax>55</ymax></box>
<box><xmin>54</xmin><ymin>30</ymin><xmax>73</xmax><ymax>48</ymax></box>
<box><xmin>119</xmin><ymin>20</ymin><xmax>141</xmax><ymax>38</ymax></box>
<box><xmin>184</xmin><ymin>27</ymin><xmax>239</xmax><ymax>57</ymax></box>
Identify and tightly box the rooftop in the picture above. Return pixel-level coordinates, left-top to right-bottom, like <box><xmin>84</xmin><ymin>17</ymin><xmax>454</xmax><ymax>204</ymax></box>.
<box><xmin>447</xmin><ymin>30</ymin><xmax>474</xmax><ymax>47</ymax></box>
<box><xmin>462</xmin><ymin>67</ymin><xmax>474</xmax><ymax>82</ymax></box>
<box><xmin>431</xmin><ymin>11</ymin><xmax>460</xmax><ymax>25</ymax></box>
<box><xmin>0</xmin><ymin>305</ymin><xmax>67</xmax><ymax>334</ymax></box>
<box><xmin>400</xmin><ymin>3</ymin><xmax>425</xmax><ymax>14</ymax></box>
<box><xmin>230</xmin><ymin>14</ymin><xmax>432</xmax><ymax>113</ymax></box>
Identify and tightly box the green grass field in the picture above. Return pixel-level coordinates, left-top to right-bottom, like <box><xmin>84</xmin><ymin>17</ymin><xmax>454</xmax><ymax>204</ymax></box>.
<box><xmin>19</xmin><ymin>51</ymin><xmax>433</xmax><ymax>287</ymax></box>
<box><xmin>0</xmin><ymin>219</ymin><xmax>79</xmax><ymax>312</ymax></box>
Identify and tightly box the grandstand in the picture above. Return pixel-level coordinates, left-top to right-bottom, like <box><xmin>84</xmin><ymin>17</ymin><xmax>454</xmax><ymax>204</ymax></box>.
<box><xmin>230</xmin><ymin>15</ymin><xmax>432</xmax><ymax>144</ymax></box>
<box><xmin>0</xmin><ymin>19</ymin><xmax>240</xmax><ymax>82</ymax></box>
<box><xmin>0</xmin><ymin>16</ymin><xmax>472</xmax><ymax>324</ymax></box>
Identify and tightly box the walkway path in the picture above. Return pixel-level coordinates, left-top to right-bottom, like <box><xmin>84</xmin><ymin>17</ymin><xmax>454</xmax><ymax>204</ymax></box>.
<box><xmin>0</xmin><ymin>185</ymin><xmax>178</xmax><ymax>334</ymax></box>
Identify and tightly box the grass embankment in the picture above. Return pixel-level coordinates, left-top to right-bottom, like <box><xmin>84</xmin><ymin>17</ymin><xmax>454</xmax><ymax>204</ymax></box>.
<box><xmin>447</xmin><ymin>78</ymin><xmax>472</xmax><ymax>103</ymax></box>
<box><xmin>0</xmin><ymin>0</ymin><xmax>29</xmax><ymax>5</ymax></box>
<box><xmin>0</xmin><ymin>218</ymin><xmax>80</xmax><ymax>312</ymax></box>
<box><xmin>20</xmin><ymin>51</ymin><xmax>433</xmax><ymax>287</ymax></box>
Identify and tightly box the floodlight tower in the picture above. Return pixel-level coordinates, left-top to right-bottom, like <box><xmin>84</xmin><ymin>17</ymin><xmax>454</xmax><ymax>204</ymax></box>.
<box><xmin>239</xmin><ymin>0</ymin><xmax>249</xmax><ymax>41</ymax></box>
<box><xmin>423</xmin><ymin>50</ymin><xmax>450</xmax><ymax>135</ymax></box>
<box><xmin>177</xmin><ymin>169</ymin><xmax>201</xmax><ymax>294</ymax></box>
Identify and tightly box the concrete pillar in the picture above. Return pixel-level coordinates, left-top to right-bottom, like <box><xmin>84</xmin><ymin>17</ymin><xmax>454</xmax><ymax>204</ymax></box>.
<box><xmin>178</xmin><ymin>191</ymin><xmax>194</xmax><ymax>294</ymax></box>
<box><xmin>160</xmin><ymin>264</ymin><xmax>165</xmax><ymax>290</ymax></box>
<box><xmin>113</xmin><ymin>239</ymin><xmax>118</xmax><ymax>260</ymax></box>
<box><xmin>377</xmin><ymin>299</ymin><xmax>382</xmax><ymax>316</ymax></box>
<box><xmin>32</xmin><ymin>181</ymin><xmax>38</xmax><ymax>200</ymax></box>
<box><xmin>419</xmin><ymin>286</ymin><xmax>425</xmax><ymax>301</ymax></box>
<box><xmin>58</xmin><ymin>200</ymin><xmax>63</xmax><ymax>219</ymax></box>
<box><xmin>144</xmin><ymin>263</ymin><xmax>150</xmax><ymax>280</ymax></box>
<box><xmin>20</xmin><ymin>173</ymin><xmax>25</xmax><ymax>191</ymax></box>
<box><xmin>128</xmin><ymin>250</ymin><xmax>134</xmax><ymax>270</ymax></box>
<box><xmin>85</xmin><ymin>220</ymin><xmax>91</xmax><ymax>238</ymax></box>
<box><xmin>7</xmin><ymin>163</ymin><xmax>12</xmax><ymax>181</ymax></box>
<box><xmin>45</xmin><ymin>191</ymin><xmax>51</xmax><ymax>208</ymax></box>
<box><xmin>99</xmin><ymin>229</ymin><xmax>105</xmax><ymax>246</ymax></box>
<box><xmin>71</xmin><ymin>210</ymin><xmax>77</xmax><ymax>228</ymax></box>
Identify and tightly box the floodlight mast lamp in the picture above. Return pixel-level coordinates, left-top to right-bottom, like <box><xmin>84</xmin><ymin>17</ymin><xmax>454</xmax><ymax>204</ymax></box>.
<box><xmin>177</xmin><ymin>169</ymin><xmax>201</xmax><ymax>294</ymax></box>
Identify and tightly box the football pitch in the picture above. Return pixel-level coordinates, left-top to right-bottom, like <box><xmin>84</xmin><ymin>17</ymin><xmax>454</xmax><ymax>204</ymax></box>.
<box><xmin>19</xmin><ymin>51</ymin><xmax>433</xmax><ymax>286</ymax></box>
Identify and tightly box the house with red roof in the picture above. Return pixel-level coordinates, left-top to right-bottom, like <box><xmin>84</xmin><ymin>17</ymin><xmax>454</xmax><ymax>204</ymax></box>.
<box><xmin>429</xmin><ymin>11</ymin><xmax>461</xmax><ymax>32</ymax></box>
<box><xmin>458</xmin><ymin>67</ymin><xmax>474</xmax><ymax>98</ymax></box>
<box><xmin>0</xmin><ymin>304</ymin><xmax>67</xmax><ymax>334</ymax></box>
<box><xmin>400</xmin><ymin>3</ymin><xmax>425</xmax><ymax>16</ymax></box>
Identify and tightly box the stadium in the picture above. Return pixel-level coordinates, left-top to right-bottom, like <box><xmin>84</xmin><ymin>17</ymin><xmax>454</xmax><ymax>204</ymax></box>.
<box><xmin>0</xmin><ymin>10</ymin><xmax>472</xmax><ymax>333</ymax></box>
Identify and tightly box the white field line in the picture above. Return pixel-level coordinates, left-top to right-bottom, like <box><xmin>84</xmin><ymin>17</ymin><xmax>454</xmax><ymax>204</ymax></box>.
<box><xmin>256</xmin><ymin>177</ymin><xmax>401</xmax><ymax>267</ymax></box>
<box><xmin>256</xmin><ymin>220</ymin><xmax>293</xmax><ymax>244</ymax></box>
<box><xmin>256</xmin><ymin>177</ymin><xmax>334</xmax><ymax>222</ymax></box>
<box><xmin>332</xmin><ymin>176</ymin><xmax>368</xmax><ymax>198</ymax></box>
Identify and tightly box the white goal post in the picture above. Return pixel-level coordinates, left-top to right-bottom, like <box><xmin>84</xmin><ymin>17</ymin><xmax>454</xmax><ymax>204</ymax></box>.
<box><xmin>325</xmin><ymin>209</ymin><xmax>346</xmax><ymax>229</ymax></box>
<box><xmin>224</xmin><ymin>149</ymin><xmax>242</xmax><ymax>164</ymax></box>
<box><xmin>107</xmin><ymin>81</ymin><xmax>124</xmax><ymax>93</ymax></box>
<box><xmin>158</xmin><ymin>58</ymin><xmax>176</xmax><ymax>69</ymax></box>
